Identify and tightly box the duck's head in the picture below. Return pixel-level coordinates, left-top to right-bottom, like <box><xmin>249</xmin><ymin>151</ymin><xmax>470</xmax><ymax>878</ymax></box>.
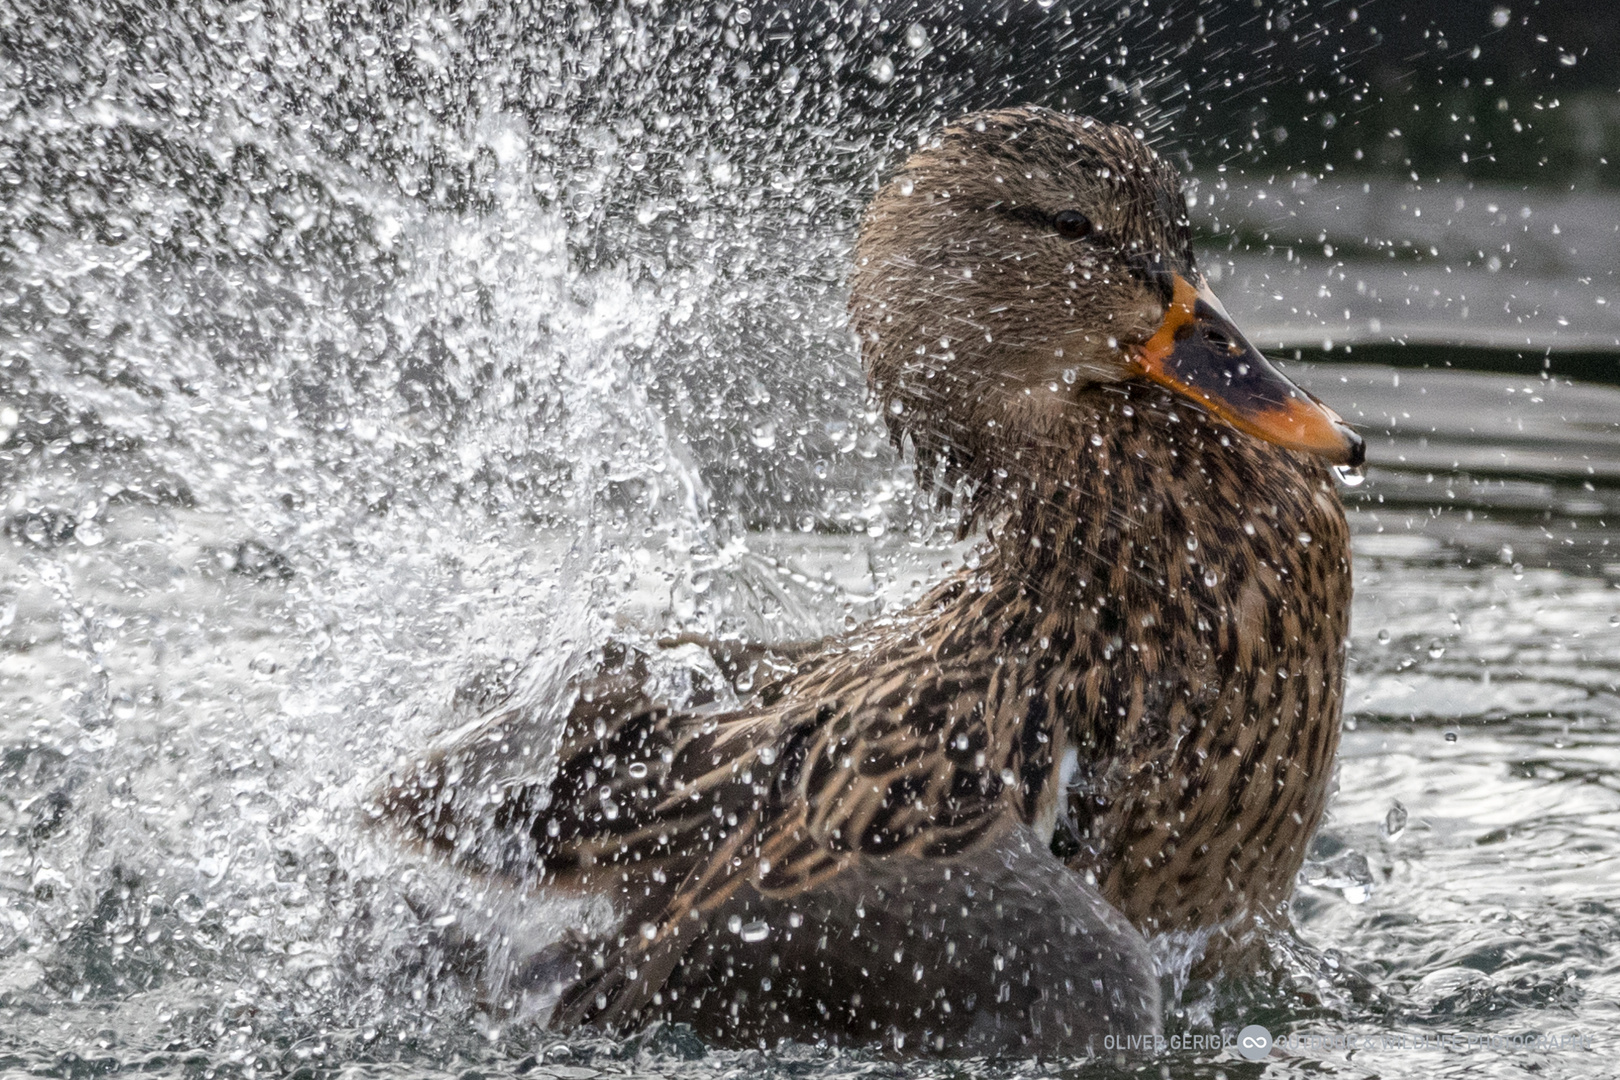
<box><xmin>850</xmin><ymin>106</ymin><xmax>1363</xmax><ymax>499</ymax></box>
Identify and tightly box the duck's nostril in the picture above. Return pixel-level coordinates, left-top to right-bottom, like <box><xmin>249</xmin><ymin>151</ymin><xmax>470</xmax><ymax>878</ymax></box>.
<box><xmin>1198</xmin><ymin>326</ymin><xmax>1245</xmax><ymax>357</ymax></box>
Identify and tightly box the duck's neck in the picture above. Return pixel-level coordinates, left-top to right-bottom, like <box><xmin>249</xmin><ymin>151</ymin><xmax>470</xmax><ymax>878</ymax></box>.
<box><xmin>981</xmin><ymin>387</ymin><xmax>1238</xmax><ymax>605</ymax></box>
<box><xmin>965</xmin><ymin>383</ymin><xmax>1353</xmax><ymax>935</ymax></box>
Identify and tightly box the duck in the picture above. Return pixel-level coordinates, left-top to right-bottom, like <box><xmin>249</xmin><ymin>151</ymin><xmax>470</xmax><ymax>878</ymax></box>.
<box><xmin>372</xmin><ymin>106</ymin><xmax>1362</xmax><ymax>1056</ymax></box>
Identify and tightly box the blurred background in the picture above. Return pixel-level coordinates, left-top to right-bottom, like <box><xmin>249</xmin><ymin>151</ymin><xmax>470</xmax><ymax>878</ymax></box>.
<box><xmin>1</xmin><ymin>2</ymin><xmax>1618</xmax><ymax>1078</ymax></box>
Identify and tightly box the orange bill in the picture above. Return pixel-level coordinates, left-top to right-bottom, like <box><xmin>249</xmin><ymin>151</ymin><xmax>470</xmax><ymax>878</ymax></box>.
<box><xmin>1131</xmin><ymin>273</ymin><xmax>1365</xmax><ymax>466</ymax></box>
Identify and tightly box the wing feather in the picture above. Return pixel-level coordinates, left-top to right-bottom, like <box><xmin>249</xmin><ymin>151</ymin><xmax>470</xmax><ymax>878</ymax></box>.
<box><xmin>376</xmin><ymin>598</ymin><xmax>1070</xmax><ymax>1031</ymax></box>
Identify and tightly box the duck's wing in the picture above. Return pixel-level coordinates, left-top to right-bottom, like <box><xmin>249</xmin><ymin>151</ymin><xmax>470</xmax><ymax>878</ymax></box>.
<box><xmin>378</xmin><ymin>604</ymin><xmax>1075</xmax><ymax>1034</ymax></box>
<box><xmin>369</xmin><ymin>634</ymin><xmax>817</xmax><ymax>883</ymax></box>
<box><xmin>546</xmin><ymin>642</ymin><xmax>1071</xmax><ymax>1032</ymax></box>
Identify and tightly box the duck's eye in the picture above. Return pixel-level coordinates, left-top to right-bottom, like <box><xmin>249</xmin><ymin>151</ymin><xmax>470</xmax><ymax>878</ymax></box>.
<box><xmin>1054</xmin><ymin>210</ymin><xmax>1093</xmax><ymax>239</ymax></box>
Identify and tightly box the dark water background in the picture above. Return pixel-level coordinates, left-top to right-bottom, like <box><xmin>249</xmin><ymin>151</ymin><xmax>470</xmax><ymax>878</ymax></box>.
<box><xmin>2</xmin><ymin>2</ymin><xmax>1619</xmax><ymax>1078</ymax></box>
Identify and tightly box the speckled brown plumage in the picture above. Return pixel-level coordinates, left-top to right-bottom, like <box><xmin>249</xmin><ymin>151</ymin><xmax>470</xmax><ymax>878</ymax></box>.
<box><xmin>375</xmin><ymin>106</ymin><xmax>1356</xmax><ymax>1054</ymax></box>
<box><xmin>994</xmin><ymin>391</ymin><xmax>1351</xmax><ymax>940</ymax></box>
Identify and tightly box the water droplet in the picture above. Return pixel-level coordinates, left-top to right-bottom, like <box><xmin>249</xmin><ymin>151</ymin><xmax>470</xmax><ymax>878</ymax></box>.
<box><xmin>1333</xmin><ymin>464</ymin><xmax>1366</xmax><ymax>487</ymax></box>
<box><xmin>898</xmin><ymin>177</ymin><xmax>915</xmax><ymax>197</ymax></box>
<box><xmin>869</xmin><ymin>56</ymin><xmax>895</xmax><ymax>83</ymax></box>
<box><xmin>627</xmin><ymin>761</ymin><xmax>649</xmax><ymax>779</ymax></box>
<box><xmin>1304</xmin><ymin>851</ymin><xmax>1373</xmax><ymax>903</ymax></box>
<box><xmin>1203</xmin><ymin>569</ymin><xmax>1219</xmax><ymax>588</ymax></box>
<box><xmin>739</xmin><ymin>921</ymin><xmax>770</xmax><ymax>943</ymax></box>
<box><xmin>757</xmin><ymin>745</ymin><xmax>777</xmax><ymax>765</ymax></box>
<box><xmin>727</xmin><ymin>914</ymin><xmax>743</xmax><ymax>934</ymax></box>
<box><xmin>1444</xmin><ymin>730</ymin><xmax>1459</xmax><ymax>743</ymax></box>
<box><xmin>1089</xmin><ymin>433</ymin><xmax>1103</xmax><ymax>447</ymax></box>
<box><xmin>1427</xmin><ymin>642</ymin><xmax>1446</xmax><ymax>659</ymax></box>
<box><xmin>626</xmin><ymin>151</ymin><xmax>647</xmax><ymax>172</ymax></box>
<box><xmin>1297</xmin><ymin>531</ymin><xmax>1313</xmax><ymax>546</ymax></box>
<box><xmin>749</xmin><ymin>421</ymin><xmax>776</xmax><ymax>450</ymax></box>
<box><xmin>640</xmin><ymin>922</ymin><xmax>658</xmax><ymax>940</ymax></box>
<box><xmin>1610</xmin><ymin>615</ymin><xmax>1620</xmax><ymax>626</ymax></box>
<box><xmin>1382</xmin><ymin>800</ymin><xmax>1408</xmax><ymax>841</ymax></box>
<box><xmin>905</xmin><ymin>23</ymin><xmax>928</xmax><ymax>50</ymax></box>
<box><xmin>1376</xmin><ymin>629</ymin><xmax>1391</xmax><ymax>644</ymax></box>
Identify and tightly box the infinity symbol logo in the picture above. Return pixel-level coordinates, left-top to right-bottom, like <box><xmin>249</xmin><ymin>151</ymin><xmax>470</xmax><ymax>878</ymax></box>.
<box><xmin>1237</xmin><ymin>1024</ymin><xmax>1273</xmax><ymax>1061</ymax></box>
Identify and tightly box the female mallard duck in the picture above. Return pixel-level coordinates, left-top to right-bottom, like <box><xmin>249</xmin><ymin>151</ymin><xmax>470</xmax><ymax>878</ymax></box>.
<box><xmin>375</xmin><ymin>106</ymin><xmax>1362</xmax><ymax>1055</ymax></box>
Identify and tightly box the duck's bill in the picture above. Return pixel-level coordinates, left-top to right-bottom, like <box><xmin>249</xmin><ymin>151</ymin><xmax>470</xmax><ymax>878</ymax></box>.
<box><xmin>1131</xmin><ymin>273</ymin><xmax>1365</xmax><ymax>467</ymax></box>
